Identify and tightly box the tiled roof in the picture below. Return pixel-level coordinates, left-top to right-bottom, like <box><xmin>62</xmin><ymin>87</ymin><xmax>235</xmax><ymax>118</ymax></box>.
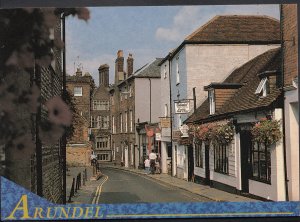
<box><xmin>134</xmin><ymin>58</ymin><xmax>163</xmax><ymax>78</ymax></box>
<box><xmin>186</xmin><ymin>15</ymin><xmax>280</xmax><ymax>43</ymax></box>
<box><xmin>186</xmin><ymin>47</ymin><xmax>282</xmax><ymax>123</ymax></box>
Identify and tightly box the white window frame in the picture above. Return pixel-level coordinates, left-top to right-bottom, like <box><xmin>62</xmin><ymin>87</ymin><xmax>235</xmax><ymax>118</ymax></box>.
<box><xmin>176</xmin><ymin>61</ymin><xmax>180</xmax><ymax>84</ymax></box>
<box><xmin>125</xmin><ymin>111</ymin><xmax>128</xmax><ymax>132</ymax></box>
<box><xmin>112</xmin><ymin>116</ymin><xmax>115</xmax><ymax>134</ymax></box>
<box><xmin>129</xmin><ymin>110</ymin><xmax>133</xmax><ymax>132</ymax></box>
<box><xmin>209</xmin><ymin>89</ymin><xmax>215</xmax><ymax>115</ymax></box>
<box><xmin>164</xmin><ymin>104</ymin><xmax>168</xmax><ymax>117</ymax></box>
<box><xmin>120</xmin><ymin>113</ymin><xmax>123</xmax><ymax>133</ymax></box>
<box><xmin>129</xmin><ymin>85</ymin><xmax>133</xmax><ymax>97</ymax></box>
<box><xmin>255</xmin><ymin>77</ymin><xmax>268</xmax><ymax>96</ymax></box>
<box><xmin>74</xmin><ymin>87</ymin><xmax>82</xmax><ymax>96</ymax></box>
<box><xmin>164</xmin><ymin>65</ymin><xmax>167</xmax><ymax>79</ymax></box>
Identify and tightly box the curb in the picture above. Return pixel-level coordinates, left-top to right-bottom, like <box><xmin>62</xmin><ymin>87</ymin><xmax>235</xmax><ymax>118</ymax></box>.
<box><xmin>102</xmin><ymin>165</ymin><xmax>216</xmax><ymax>202</ymax></box>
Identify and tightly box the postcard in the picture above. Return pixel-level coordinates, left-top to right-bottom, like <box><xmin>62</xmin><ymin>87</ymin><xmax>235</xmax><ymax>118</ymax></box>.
<box><xmin>0</xmin><ymin>1</ymin><xmax>299</xmax><ymax>221</ymax></box>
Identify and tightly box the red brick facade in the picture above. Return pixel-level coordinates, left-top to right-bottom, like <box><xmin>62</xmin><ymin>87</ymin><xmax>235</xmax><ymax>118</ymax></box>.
<box><xmin>282</xmin><ymin>4</ymin><xmax>298</xmax><ymax>87</ymax></box>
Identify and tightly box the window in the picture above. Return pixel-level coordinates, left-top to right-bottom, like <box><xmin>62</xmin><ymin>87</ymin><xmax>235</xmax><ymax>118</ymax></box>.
<box><xmin>164</xmin><ymin>104</ymin><xmax>168</xmax><ymax>117</ymax></box>
<box><xmin>96</xmin><ymin>137</ymin><xmax>109</xmax><ymax>149</ymax></box>
<box><xmin>100</xmin><ymin>116</ymin><xmax>109</xmax><ymax>129</ymax></box>
<box><xmin>129</xmin><ymin>110</ymin><xmax>133</xmax><ymax>132</ymax></box>
<box><xmin>74</xmin><ymin>87</ymin><xmax>82</xmax><ymax>96</ymax></box>
<box><xmin>255</xmin><ymin>77</ymin><xmax>269</xmax><ymax>97</ymax></box>
<box><xmin>97</xmin><ymin>154</ymin><xmax>109</xmax><ymax>161</ymax></box>
<box><xmin>176</xmin><ymin>61</ymin><xmax>180</xmax><ymax>84</ymax></box>
<box><xmin>209</xmin><ymin>89</ymin><xmax>215</xmax><ymax>115</ymax></box>
<box><xmin>164</xmin><ymin>64</ymin><xmax>167</xmax><ymax>79</ymax></box>
<box><xmin>251</xmin><ymin>143</ymin><xmax>271</xmax><ymax>183</ymax></box>
<box><xmin>120</xmin><ymin>113</ymin><xmax>123</xmax><ymax>133</ymax></box>
<box><xmin>125</xmin><ymin>111</ymin><xmax>128</xmax><ymax>132</ymax></box>
<box><xmin>178</xmin><ymin>114</ymin><xmax>182</xmax><ymax>127</ymax></box>
<box><xmin>129</xmin><ymin>85</ymin><xmax>133</xmax><ymax>97</ymax></box>
<box><xmin>214</xmin><ymin>144</ymin><xmax>228</xmax><ymax>174</ymax></box>
<box><xmin>90</xmin><ymin>116</ymin><xmax>97</xmax><ymax>128</ymax></box>
<box><xmin>195</xmin><ymin>142</ymin><xmax>203</xmax><ymax>168</ymax></box>
<box><xmin>112</xmin><ymin>116</ymin><xmax>115</xmax><ymax>133</ymax></box>
<box><xmin>110</xmin><ymin>95</ymin><xmax>114</xmax><ymax>106</ymax></box>
<box><xmin>93</xmin><ymin>100</ymin><xmax>109</xmax><ymax>110</ymax></box>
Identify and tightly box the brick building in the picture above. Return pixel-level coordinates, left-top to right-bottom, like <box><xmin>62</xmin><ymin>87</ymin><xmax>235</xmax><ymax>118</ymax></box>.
<box><xmin>66</xmin><ymin>69</ymin><xmax>94</xmax><ymax>166</ymax></box>
<box><xmin>90</xmin><ymin>64</ymin><xmax>112</xmax><ymax>162</ymax></box>
<box><xmin>281</xmin><ymin>4</ymin><xmax>299</xmax><ymax>201</ymax></box>
<box><xmin>2</xmin><ymin>10</ymin><xmax>65</xmax><ymax>203</ymax></box>
<box><xmin>110</xmin><ymin>51</ymin><xmax>136</xmax><ymax>167</ymax></box>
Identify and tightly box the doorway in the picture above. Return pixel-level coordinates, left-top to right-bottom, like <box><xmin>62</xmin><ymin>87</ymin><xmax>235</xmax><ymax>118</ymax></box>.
<box><xmin>205</xmin><ymin>144</ymin><xmax>210</xmax><ymax>185</ymax></box>
<box><xmin>188</xmin><ymin>145</ymin><xmax>194</xmax><ymax>181</ymax></box>
<box><xmin>240</xmin><ymin>130</ymin><xmax>252</xmax><ymax>193</ymax></box>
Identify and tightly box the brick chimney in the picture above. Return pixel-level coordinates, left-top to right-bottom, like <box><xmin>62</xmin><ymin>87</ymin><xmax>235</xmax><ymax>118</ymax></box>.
<box><xmin>115</xmin><ymin>50</ymin><xmax>124</xmax><ymax>83</ymax></box>
<box><xmin>98</xmin><ymin>64</ymin><xmax>109</xmax><ymax>87</ymax></box>
<box><xmin>127</xmin><ymin>53</ymin><xmax>134</xmax><ymax>76</ymax></box>
<box><xmin>75</xmin><ymin>68</ymin><xmax>82</xmax><ymax>77</ymax></box>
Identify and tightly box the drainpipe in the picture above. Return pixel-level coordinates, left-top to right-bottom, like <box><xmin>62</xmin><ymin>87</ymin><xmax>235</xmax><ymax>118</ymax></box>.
<box><xmin>148</xmin><ymin>78</ymin><xmax>152</xmax><ymax>123</ymax></box>
<box><xmin>168</xmin><ymin>57</ymin><xmax>173</xmax><ymax>177</ymax></box>
<box><xmin>280</xmin><ymin>4</ymin><xmax>289</xmax><ymax>201</ymax></box>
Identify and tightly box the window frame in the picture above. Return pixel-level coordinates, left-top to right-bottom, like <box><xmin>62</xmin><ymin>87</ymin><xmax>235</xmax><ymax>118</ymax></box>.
<box><xmin>209</xmin><ymin>89</ymin><xmax>215</xmax><ymax>115</ymax></box>
<box><xmin>74</xmin><ymin>87</ymin><xmax>83</xmax><ymax>96</ymax></box>
<box><xmin>195</xmin><ymin>142</ymin><xmax>204</xmax><ymax>168</ymax></box>
<box><xmin>214</xmin><ymin>144</ymin><xmax>229</xmax><ymax>174</ymax></box>
<box><xmin>250</xmin><ymin>142</ymin><xmax>271</xmax><ymax>184</ymax></box>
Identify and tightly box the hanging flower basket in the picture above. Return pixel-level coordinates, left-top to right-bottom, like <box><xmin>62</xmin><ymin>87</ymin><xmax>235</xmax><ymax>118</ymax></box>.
<box><xmin>212</xmin><ymin>123</ymin><xmax>234</xmax><ymax>145</ymax></box>
<box><xmin>192</xmin><ymin>122</ymin><xmax>234</xmax><ymax>145</ymax></box>
<box><xmin>251</xmin><ymin>118</ymin><xmax>282</xmax><ymax>145</ymax></box>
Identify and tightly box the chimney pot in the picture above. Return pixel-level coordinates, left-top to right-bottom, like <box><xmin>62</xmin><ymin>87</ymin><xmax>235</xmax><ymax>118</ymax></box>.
<box><xmin>117</xmin><ymin>50</ymin><xmax>124</xmax><ymax>58</ymax></box>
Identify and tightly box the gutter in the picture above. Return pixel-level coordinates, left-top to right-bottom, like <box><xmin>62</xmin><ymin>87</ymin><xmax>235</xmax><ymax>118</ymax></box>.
<box><xmin>280</xmin><ymin>4</ymin><xmax>289</xmax><ymax>201</ymax></box>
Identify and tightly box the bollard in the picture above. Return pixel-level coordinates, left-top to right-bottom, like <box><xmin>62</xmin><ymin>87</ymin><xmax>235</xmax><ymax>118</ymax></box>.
<box><xmin>75</xmin><ymin>175</ymin><xmax>79</xmax><ymax>193</ymax></box>
<box><xmin>82</xmin><ymin>172</ymin><xmax>85</xmax><ymax>186</ymax></box>
<box><xmin>78</xmin><ymin>173</ymin><xmax>81</xmax><ymax>188</ymax></box>
<box><xmin>85</xmin><ymin>168</ymin><xmax>87</xmax><ymax>181</ymax></box>
<box><xmin>68</xmin><ymin>178</ymin><xmax>75</xmax><ymax>202</ymax></box>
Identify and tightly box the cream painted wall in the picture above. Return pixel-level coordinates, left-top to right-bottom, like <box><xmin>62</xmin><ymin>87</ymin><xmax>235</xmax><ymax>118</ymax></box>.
<box><xmin>284</xmin><ymin>87</ymin><xmax>299</xmax><ymax>201</ymax></box>
<box><xmin>185</xmin><ymin>44</ymin><xmax>280</xmax><ymax>108</ymax></box>
<box><xmin>249</xmin><ymin>109</ymin><xmax>286</xmax><ymax>201</ymax></box>
<box><xmin>135</xmin><ymin>78</ymin><xmax>161</xmax><ymax>123</ymax></box>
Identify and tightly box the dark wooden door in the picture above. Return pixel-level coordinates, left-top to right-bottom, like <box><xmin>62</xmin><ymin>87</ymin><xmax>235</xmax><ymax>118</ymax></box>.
<box><xmin>205</xmin><ymin>144</ymin><xmax>210</xmax><ymax>185</ymax></box>
<box><xmin>240</xmin><ymin>130</ymin><xmax>252</xmax><ymax>193</ymax></box>
<box><xmin>188</xmin><ymin>145</ymin><xmax>194</xmax><ymax>181</ymax></box>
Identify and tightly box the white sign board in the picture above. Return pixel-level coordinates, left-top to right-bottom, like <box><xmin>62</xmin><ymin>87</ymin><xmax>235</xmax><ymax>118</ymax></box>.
<box><xmin>155</xmin><ymin>133</ymin><xmax>161</xmax><ymax>141</ymax></box>
<box><xmin>175</xmin><ymin>101</ymin><xmax>190</xmax><ymax>114</ymax></box>
<box><xmin>179</xmin><ymin>124</ymin><xmax>189</xmax><ymax>138</ymax></box>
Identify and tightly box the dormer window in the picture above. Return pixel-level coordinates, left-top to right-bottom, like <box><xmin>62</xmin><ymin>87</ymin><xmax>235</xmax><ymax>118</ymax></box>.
<box><xmin>255</xmin><ymin>77</ymin><xmax>269</xmax><ymax>97</ymax></box>
<box><xmin>208</xmin><ymin>89</ymin><xmax>215</xmax><ymax>115</ymax></box>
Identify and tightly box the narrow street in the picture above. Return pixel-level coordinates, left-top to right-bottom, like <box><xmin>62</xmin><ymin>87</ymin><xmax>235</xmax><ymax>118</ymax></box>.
<box><xmin>94</xmin><ymin>167</ymin><xmax>212</xmax><ymax>204</ymax></box>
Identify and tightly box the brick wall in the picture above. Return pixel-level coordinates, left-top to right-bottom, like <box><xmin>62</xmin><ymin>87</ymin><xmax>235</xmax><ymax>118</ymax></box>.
<box><xmin>66</xmin><ymin>145</ymin><xmax>92</xmax><ymax>166</ymax></box>
<box><xmin>282</xmin><ymin>4</ymin><xmax>298</xmax><ymax>87</ymax></box>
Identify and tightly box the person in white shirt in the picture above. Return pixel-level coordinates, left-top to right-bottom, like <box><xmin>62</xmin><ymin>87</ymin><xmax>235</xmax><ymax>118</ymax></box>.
<box><xmin>149</xmin><ymin>150</ymin><xmax>157</xmax><ymax>174</ymax></box>
<box><xmin>144</xmin><ymin>157</ymin><xmax>150</xmax><ymax>174</ymax></box>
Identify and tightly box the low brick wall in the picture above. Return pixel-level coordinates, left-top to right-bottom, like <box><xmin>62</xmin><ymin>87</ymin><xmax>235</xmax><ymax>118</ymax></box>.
<box><xmin>67</xmin><ymin>144</ymin><xmax>92</xmax><ymax>167</ymax></box>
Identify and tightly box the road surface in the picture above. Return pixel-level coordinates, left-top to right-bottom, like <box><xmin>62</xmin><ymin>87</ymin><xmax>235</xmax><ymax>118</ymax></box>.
<box><xmin>93</xmin><ymin>167</ymin><xmax>212</xmax><ymax>204</ymax></box>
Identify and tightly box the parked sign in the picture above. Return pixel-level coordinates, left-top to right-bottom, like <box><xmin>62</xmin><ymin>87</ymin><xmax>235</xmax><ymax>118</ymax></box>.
<box><xmin>155</xmin><ymin>133</ymin><xmax>161</xmax><ymax>141</ymax></box>
<box><xmin>179</xmin><ymin>124</ymin><xmax>189</xmax><ymax>138</ymax></box>
<box><xmin>174</xmin><ymin>101</ymin><xmax>190</xmax><ymax>114</ymax></box>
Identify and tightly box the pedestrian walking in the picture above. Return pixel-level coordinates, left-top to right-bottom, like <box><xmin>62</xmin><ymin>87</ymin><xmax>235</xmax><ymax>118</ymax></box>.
<box><xmin>144</xmin><ymin>156</ymin><xmax>150</xmax><ymax>174</ymax></box>
<box><xmin>149</xmin><ymin>150</ymin><xmax>157</xmax><ymax>174</ymax></box>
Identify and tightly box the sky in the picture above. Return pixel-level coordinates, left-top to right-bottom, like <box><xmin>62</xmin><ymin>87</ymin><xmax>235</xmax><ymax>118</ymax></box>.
<box><xmin>66</xmin><ymin>4</ymin><xmax>280</xmax><ymax>86</ymax></box>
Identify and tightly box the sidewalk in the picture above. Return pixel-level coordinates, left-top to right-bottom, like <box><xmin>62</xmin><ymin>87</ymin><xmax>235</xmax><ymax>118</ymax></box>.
<box><xmin>66</xmin><ymin>166</ymin><xmax>100</xmax><ymax>204</ymax></box>
<box><xmin>101</xmin><ymin>163</ymin><xmax>259</xmax><ymax>202</ymax></box>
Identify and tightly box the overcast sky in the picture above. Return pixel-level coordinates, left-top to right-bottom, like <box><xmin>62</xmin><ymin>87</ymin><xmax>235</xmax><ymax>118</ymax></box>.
<box><xmin>66</xmin><ymin>4</ymin><xmax>280</xmax><ymax>86</ymax></box>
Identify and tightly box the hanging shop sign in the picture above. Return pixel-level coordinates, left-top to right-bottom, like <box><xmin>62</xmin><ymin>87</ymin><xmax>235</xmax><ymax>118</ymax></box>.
<box><xmin>155</xmin><ymin>133</ymin><xmax>161</xmax><ymax>141</ymax></box>
<box><xmin>179</xmin><ymin>124</ymin><xmax>189</xmax><ymax>138</ymax></box>
<box><xmin>174</xmin><ymin>100</ymin><xmax>190</xmax><ymax>114</ymax></box>
<box><xmin>172</xmin><ymin>130</ymin><xmax>182</xmax><ymax>142</ymax></box>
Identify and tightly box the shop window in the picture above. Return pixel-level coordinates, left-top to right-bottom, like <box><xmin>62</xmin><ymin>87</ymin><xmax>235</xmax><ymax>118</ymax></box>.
<box><xmin>251</xmin><ymin>143</ymin><xmax>271</xmax><ymax>183</ymax></box>
<box><xmin>214</xmin><ymin>144</ymin><xmax>228</xmax><ymax>174</ymax></box>
<box><xmin>195</xmin><ymin>142</ymin><xmax>203</xmax><ymax>168</ymax></box>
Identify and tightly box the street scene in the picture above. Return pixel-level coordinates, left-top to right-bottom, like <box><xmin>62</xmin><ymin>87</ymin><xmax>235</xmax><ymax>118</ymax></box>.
<box><xmin>0</xmin><ymin>3</ymin><xmax>299</xmax><ymax>207</ymax></box>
